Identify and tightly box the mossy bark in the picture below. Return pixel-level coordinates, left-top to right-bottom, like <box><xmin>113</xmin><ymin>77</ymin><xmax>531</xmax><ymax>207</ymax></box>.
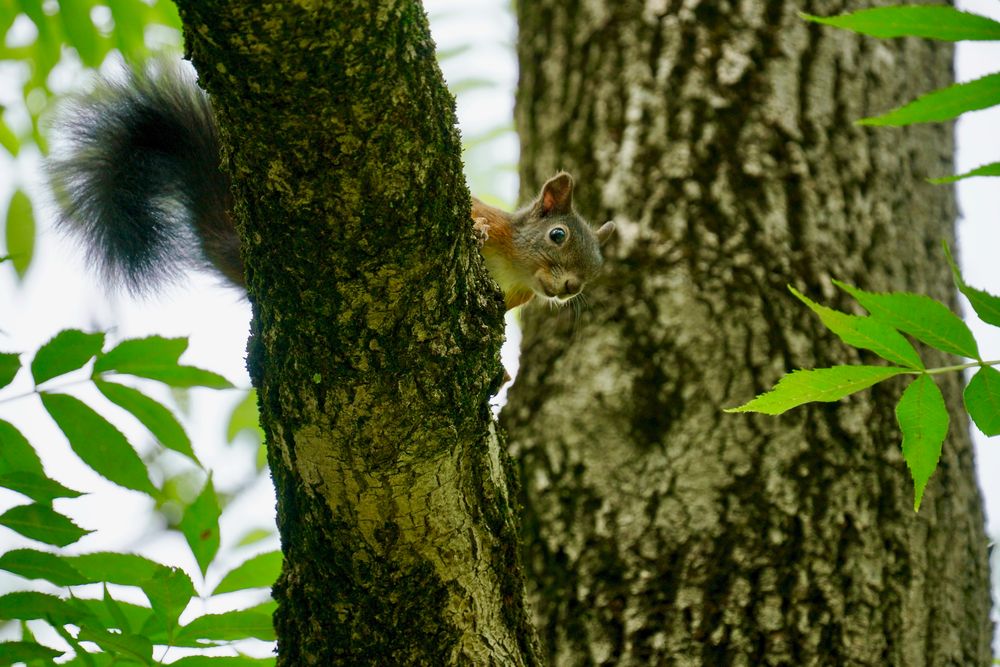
<box><xmin>173</xmin><ymin>1</ymin><xmax>540</xmax><ymax>664</ymax></box>
<box><xmin>508</xmin><ymin>0</ymin><xmax>993</xmax><ymax>664</ymax></box>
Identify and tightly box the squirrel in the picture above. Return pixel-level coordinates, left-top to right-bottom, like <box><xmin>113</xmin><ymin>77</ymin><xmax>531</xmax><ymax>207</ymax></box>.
<box><xmin>46</xmin><ymin>61</ymin><xmax>615</xmax><ymax>310</ymax></box>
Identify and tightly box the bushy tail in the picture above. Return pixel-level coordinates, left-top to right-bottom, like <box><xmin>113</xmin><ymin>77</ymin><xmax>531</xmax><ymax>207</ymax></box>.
<box><xmin>47</xmin><ymin>59</ymin><xmax>244</xmax><ymax>293</ymax></box>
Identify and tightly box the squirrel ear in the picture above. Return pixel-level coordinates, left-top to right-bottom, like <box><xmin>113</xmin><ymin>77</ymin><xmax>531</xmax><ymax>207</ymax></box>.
<box><xmin>540</xmin><ymin>172</ymin><xmax>574</xmax><ymax>215</ymax></box>
<box><xmin>596</xmin><ymin>221</ymin><xmax>615</xmax><ymax>246</ymax></box>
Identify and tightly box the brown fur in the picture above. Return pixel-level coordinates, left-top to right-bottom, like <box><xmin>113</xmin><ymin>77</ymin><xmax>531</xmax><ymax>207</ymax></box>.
<box><xmin>471</xmin><ymin>197</ymin><xmax>536</xmax><ymax>309</ymax></box>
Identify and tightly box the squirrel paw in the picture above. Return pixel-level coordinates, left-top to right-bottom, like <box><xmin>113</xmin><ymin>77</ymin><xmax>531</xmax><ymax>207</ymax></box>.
<box><xmin>473</xmin><ymin>218</ymin><xmax>489</xmax><ymax>248</ymax></box>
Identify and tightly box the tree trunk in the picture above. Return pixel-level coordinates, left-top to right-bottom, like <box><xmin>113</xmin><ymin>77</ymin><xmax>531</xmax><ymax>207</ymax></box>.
<box><xmin>174</xmin><ymin>1</ymin><xmax>540</xmax><ymax>664</ymax></box>
<box><xmin>508</xmin><ymin>1</ymin><xmax>993</xmax><ymax>665</ymax></box>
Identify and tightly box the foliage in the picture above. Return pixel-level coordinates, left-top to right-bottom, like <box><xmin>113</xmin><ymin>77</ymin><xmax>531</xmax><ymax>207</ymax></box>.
<box><xmin>0</xmin><ymin>329</ymin><xmax>280</xmax><ymax>663</ymax></box>
<box><xmin>0</xmin><ymin>0</ymin><xmax>182</xmax><ymax>284</ymax></box>
<box><xmin>729</xmin><ymin>6</ymin><xmax>1000</xmax><ymax>511</ymax></box>
<box><xmin>802</xmin><ymin>5</ymin><xmax>1000</xmax><ymax>183</ymax></box>
<box><xmin>728</xmin><ymin>244</ymin><xmax>1000</xmax><ymax>511</ymax></box>
<box><xmin>0</xmin><ymin>1</ymin><xmax>517</xmax><ymax>662</ymax></box>
<box><xmin>0</xmin><ymin>0</ymin><xmax>516</xmax><ymax>283</ymax></box>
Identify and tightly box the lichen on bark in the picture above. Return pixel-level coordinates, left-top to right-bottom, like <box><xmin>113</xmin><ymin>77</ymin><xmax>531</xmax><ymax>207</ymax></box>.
<box><xmin>508</xmin><ymin>0</ymin><xmax>993</xmax><ymax>664</ymax></box>
<box><xmin>172</xmin><ymin>0</ymin><xmax>540</xmax><ymax>663</ymax></box>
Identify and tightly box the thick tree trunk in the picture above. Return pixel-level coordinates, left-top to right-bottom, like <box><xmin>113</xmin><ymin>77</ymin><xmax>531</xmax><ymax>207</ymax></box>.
<box><xmin>508</xmin><ymin>1</ymin><xmax>993</xmax><ymax>665</ymax></box>
<box><xmin>174</xmin><ymin>1</ymin><xmax>540</xmax><ymax>664</ymax></box>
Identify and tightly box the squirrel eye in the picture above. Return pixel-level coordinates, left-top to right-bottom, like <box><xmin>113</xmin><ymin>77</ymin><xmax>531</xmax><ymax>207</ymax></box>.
<box><xmin>548</xmin><ymin>227</ymin><xmax>567</xmax><ymax>244</ymax></box>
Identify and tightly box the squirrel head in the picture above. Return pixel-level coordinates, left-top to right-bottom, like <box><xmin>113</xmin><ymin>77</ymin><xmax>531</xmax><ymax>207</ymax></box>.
<box><xmin>512</xmin><ymin>172</ymin><xmax>615</xmax><ymax>303</ymax></box>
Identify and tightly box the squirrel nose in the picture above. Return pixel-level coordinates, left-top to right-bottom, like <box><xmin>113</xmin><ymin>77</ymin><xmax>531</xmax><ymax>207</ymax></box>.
<box><xmin>561</xmin><ymin>277</ymin><xmax>581</xmax><ymax>296</ymax></box>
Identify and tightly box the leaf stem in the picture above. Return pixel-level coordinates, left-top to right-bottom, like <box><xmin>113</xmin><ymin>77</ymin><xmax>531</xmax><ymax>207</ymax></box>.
<box><xmin>0</xmin><ymin>378</ymin><xmax>91</xmax><ymax>405</ymax></box>
<box><xmin>921</xmin><ymin>358</ymin><xmax>1000</xmax><ymax>375</ymax></box>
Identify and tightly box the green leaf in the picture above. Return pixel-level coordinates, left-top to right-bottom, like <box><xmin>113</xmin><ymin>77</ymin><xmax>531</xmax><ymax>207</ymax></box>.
<box><xmin>59</xmin><ymin>0</ymin><xmax>102</xmax><ymax>67</ymax></box>
<box><xmin>235</xmin><ymin>527</ymin><xmax>275</xmax><ymax>548</ymax></box>
<box><xmin>462</xmin><ymin>122</ymin><xmax>515</xmax><ymax>151</ymax></box>
<box><xmin>0</xmin><ymin>548</ymin><xmax>88</xmax><ymax>586</ymax></box>
<box><xmin>834</xmin><ymin>280</ymin><xmax>979</xmax><ymax>359</ymax></box>
<box><xmin>929</xmin><ymin>160</ymin><xmax>1000</xmax><ymax>184</ymax></box>
<box><xmin>148</xmin><ymin>0</ymin><xmax>183</xmax><ymax>30</ymax></box>
<box><xmin>0</xmin><ymin>503</ymin><xmax>91</xmax><ymax>547</ymax></box>
<box><xmin>790</xmin><ymin>286</ymin><xmax>923</xmax><ymax>369</ymax></box>
<box><xmin>964</xmin><ymin>366</ymin><xmax>1000</xmax><ymax>437</ymax></box>
<box><xmin>942</xmin><ymin>241</ymin><xmax>1000</xmax><ymax>329</ymax></box>
<box><xmin>213</xmin><ymin>550</ymin><xmax>282</xmax><ymax>595</ymax></box>
<box><xmin>51</xmin><ymin>624</ymin><xmax>98</xmax><ymax>667</ymax></box>
<box><xmin>449</xmin><ymin>77</ymin><xmax>497</xmax><ymax>95</ymax></box>
<box><xmin>0</xmin><ymin>640</ymin><xmax>62</xmax><ymax>663</ymax></box>
<box><xmin>102</xmin><ymin>583</ymin><xmax>132</xmax><ymax>634</ymax></box>
<box><xmin>65</xmin><ymin>552</ymin><xmax>163</xmax><ymax>587</ymax></box>
<box><xmin>0</xmin><ymin>591</ymin><xmax>95</xmax><ymax>624</ymax></box>
<box><xmin>0</xmin><ymin>116</ymin><xmax>20</xmax><ymax>157</ymax></box>
<box><xmin>77</xmin><ymin>625</ymin><xmax>153</xmax><ymax>665</ymax></box>
<box><xmin>5</xmin><ymin>189</ymin><xmax>35</xmax><ymax>279</ymax></box>
<box><xmin>179</xmin><ymin>476</ymin><xmax>221</xmax><ymax>577</ymax></box>
<box><xmin>16</xmin><ymin>3</ymin><xmax>59</xmax><ymax>80</ymax></box>
<box><xmin>896</xmin><ymin>374</ymin><xmax>948</xmax><ymax>511</ymax></box>
<box><xmin>41</xmin><ymin>393</ymin><xmax>158</xmax><ymax>496</ymax></box>
<box><xmin>107</xmin><ymin>0</ymin><xmax>149</xmax><ymax>62</ymax></box>
<box><xmin>31</xmin><ymin>329</ymin><xmax>105</xmax><ymax>385</ymax></box>
<box><xmin>68</xmin><ymin>597</ymin><xmax>165</xmax><ymax>642</ymax></box>
<box><xmin>858</xmin><ymin>72</ymin><xmax>1000</xmax><ymax>126</ymax></box>
<box><xmin>141</xmin><ymin>565</ymin><xmax>195</xmax><ymax>639</ymax></box>
<box><xmin>727</xmin><ymin>366</ymin><xmax>910</xmax><ymax>415</ymax></box>
<box><xmin>0</xmin><ymin>351</ymin><xmax>19</xmax><ymax>389</ymax></box>
<box><xmin>0</xmin><ymin>471</ymin><xmax>83</xmax><ymax>504</ymax></box>
<box><xmin>95</xmin><ymin>380</ymin><xmax>197</xmax><ymax>462</ymax></box>
<box><xmin>801</xmin><ymin>6</ymin><xmax>1000</xmax><ymax>41</ymax></box>
<box><xmin>0</xmin><ymin>419</ymin><xmax>45</xmax><ymax>478</ymax></box>
<box><xmin>130</xmin><ymin>365</ymin><xmax>233</xmax><ymax>389</ymax></box>
<box><xmin>114</xmin><ymin>364</ymin><xmax>229</xmax><ymax>389</ymax></box>
<box><xmin>175</xmin><ymin>606</ymin><xmax>276</xmax><ymax>644</ymax></box>
<box><xmin>94</xmin><ymin>335</ymin><xmax>187</xmax><ymax>373</ymax></box>
<box><xmin>95</xmin><ymin>335</ymin><xmax>232</xmax><ymax>388</ymax></box>
<box><xmin>226</xmin><ymin>389</ymin><xmax>262</xmax><ymax>445</ymax></box>
<box><xmin>437</xmin><ymin>44</ymin><xmax>473</xmax><ymax>61</ymax></box>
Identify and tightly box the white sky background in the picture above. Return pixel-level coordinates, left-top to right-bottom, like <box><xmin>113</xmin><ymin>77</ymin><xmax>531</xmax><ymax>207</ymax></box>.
<box><xmin>0</xmin><ymin>0</ymin><xmax>997</xmax><ymax>653</ymax></box>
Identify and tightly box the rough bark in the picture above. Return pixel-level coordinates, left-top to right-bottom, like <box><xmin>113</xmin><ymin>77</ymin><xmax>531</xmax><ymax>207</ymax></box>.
<box><xmin>173</xmin><ymin>2</ymin><xmax>540</xmax><ymax>664</ymax></box>
<box><xmin>507</xmin><ymin>1</ymin><xmax>993</xmax><ymax>665</ymax></box>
